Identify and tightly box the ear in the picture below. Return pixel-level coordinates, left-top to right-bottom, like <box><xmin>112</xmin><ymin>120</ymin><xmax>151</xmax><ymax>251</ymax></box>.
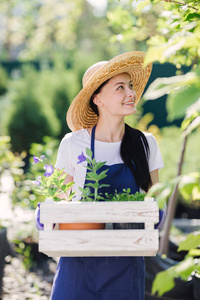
<box><xmin>93</xmin><ymin>94</ymin><xmax>104</xmax><ymax>107</ymax></box>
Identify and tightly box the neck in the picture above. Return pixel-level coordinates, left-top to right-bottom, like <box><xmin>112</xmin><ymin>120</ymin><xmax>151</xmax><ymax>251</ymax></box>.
<box><xmin>95</xmin><ymin>117</ymin><xmax>125</xmax><ymax>142</ymax></box>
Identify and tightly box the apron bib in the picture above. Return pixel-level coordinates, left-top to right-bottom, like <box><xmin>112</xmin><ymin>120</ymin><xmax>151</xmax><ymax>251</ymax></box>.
<box><xmin>51</xmin><ymin>126</ymin><xmax>145</xmax><ymax>300</ymax></box>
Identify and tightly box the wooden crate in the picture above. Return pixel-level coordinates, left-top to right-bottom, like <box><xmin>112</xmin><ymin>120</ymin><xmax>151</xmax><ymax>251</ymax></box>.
<box><xmin>39</xmin><ymin>198</ymin><xmax>159</xmax><ymax>257</ymax></box>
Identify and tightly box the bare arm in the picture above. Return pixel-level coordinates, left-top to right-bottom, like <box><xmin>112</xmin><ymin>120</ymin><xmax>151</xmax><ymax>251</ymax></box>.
<box><xmin>150</xmin><ymin>169</ymin><xmax>159</xmax><ymax>186</ymax></box>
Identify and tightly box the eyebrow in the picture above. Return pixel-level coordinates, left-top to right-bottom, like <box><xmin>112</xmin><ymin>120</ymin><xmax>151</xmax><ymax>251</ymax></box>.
<box><xmin>114</xmin><ymin>80</ymin><xmax>132</xmax><ymax>86</ymax></box>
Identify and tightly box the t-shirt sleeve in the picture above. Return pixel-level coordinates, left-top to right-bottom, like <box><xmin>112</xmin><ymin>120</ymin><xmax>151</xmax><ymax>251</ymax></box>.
<box><xmin>54</xmin><ymin>134</ymin><xmax>74</xmax><ymax>176</ymax></box>
<box><xmin>148</xmin><ymin>134</ymin><xmax>165</xmax><ymax>172</ymax></box>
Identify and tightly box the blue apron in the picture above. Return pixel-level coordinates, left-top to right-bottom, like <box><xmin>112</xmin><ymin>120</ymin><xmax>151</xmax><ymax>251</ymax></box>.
<box><xmin>51</xmin><ymin>126</ymin><xmax>145</xmax><ymax>300</ymax></box>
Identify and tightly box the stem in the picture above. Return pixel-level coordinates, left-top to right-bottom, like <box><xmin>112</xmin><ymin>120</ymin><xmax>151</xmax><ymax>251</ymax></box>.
<box><xmin>91</xmin><ymin>160</ymin><xmax>99</xmax><ymax>201</ymax></box>
<box><xmin>94</xmin><ymin>186</ymin><xmax>98</xmax><ymax>201</ymax></box>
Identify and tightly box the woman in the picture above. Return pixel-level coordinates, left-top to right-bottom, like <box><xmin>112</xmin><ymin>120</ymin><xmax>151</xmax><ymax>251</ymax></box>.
<box><xmin>47</xmin><ymin>52</ymin><xmax>165</xmax><ymax>299</ymax></box>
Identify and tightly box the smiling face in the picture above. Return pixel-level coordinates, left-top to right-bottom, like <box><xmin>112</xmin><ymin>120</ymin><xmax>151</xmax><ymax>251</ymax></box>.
<box><xmin>93</xmin><ymin>73</ymin><xmax>137</xmax><ymax>119</ymax></box>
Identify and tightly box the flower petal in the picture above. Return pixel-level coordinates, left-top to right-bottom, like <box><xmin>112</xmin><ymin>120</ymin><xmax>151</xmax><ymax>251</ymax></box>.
<box><xmin>43</xmin><ymin>164</ymin><xmax>54</xmax><ymax>177</ymax></box>
<box><xmin>33</xmin><ymin>179</ymin><xmax>41</xmax><ymax>186</ymax></box>
<box><xmin>33</xmin><ymin>155</ymin><xmax>40</xmax><ymax>164</ymax></box>
<box><xmin>77</xmin><ymin>152</ymin><xmax>86</xmax><ymax>164</ymax></box>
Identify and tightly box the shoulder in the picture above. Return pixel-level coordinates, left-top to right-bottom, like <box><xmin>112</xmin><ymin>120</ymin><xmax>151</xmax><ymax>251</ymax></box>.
<box><xmin>142</xmin><ymin>132</ymin><xmax>156</xmax><ymax>145</ymax></box>
<box><xmin>60</xmin><ymin>129</ymin><xmax>89</xmax><ymax>145</ymax></box>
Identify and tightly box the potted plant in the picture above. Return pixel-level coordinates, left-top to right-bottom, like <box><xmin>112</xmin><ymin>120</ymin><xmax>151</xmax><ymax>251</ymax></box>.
<box><xmin>32</xmin><ymin>148</ymin><xmax>159</xmax><ymax>257</ymax></box>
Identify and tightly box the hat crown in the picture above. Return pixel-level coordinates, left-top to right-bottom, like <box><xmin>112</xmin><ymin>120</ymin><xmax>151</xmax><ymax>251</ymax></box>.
<box><xmin>82</xmin><ymin>61</ymin><xmax>108</xmax><ymax>87</ymax></box>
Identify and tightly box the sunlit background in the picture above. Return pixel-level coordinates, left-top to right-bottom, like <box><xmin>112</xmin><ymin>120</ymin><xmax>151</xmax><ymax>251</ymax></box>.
<box><xmin>0</xmin><ymin>0</ymin><xmax>200</xmax><ymax>299</ymax></box>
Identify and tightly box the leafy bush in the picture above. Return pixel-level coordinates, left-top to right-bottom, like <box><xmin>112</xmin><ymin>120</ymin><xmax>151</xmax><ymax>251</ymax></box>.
<box><xmin>2</xmin><ymin>59</ymin><xmax>81</xmax><ymax>153</ymax></box>
<box><xmin>38</xmin><ymin>59</ymin><xmax>80</xmax><ymax>139</ymax></box>
<box><xmin>2</xmin><ymin>66</ymin><xmax>60</xmax><ymax>153</ymax></box>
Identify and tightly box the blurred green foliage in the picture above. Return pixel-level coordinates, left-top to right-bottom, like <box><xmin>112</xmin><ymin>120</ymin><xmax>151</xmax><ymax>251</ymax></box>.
<box><xmin>1</xmin><ymin>60</ymin><xmax>80</xmax><ymax>153</ymax></box>
<box><xmin>2</xmin><ymin>65</ymin><xmax>60</xmax><ymax>153</ymax></box>
<box><xmin>0</xmin><ymin>65</ymin><xmax>8</xmax><ymax>96</ymax></box>
<box><xmin>152</xmin><ymin>232</ymin><xmax>200</xmax><ymax>296</ymax></box>
<box><xmin>158</xmin><ymin>126</ymin><xmax>200</xmax><ymax>184</ymax></box>
<box><xmin>0</xmin><ymin>136</ymin><xmax>24</xmax><ymax>184</ymax></box>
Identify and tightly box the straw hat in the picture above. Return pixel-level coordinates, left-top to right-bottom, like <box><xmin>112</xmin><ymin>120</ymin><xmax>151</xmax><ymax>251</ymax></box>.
<box><xmin>67</xmin><ymin>51</ymin><xmax>152</xmax><ymax>131</ymax></box>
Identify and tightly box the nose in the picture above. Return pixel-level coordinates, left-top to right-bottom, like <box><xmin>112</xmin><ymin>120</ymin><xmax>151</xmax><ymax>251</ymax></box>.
<box><xmin>127</xmin><ymin>87</ymin><xmax>136</xmax><ymax>99</ymax></box>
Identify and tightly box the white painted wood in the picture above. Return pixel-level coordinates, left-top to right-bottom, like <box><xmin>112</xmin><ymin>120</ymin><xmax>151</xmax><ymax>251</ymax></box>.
<box><xmin>39</xmin><ymin>199</ymin><xmax>159</xmax><ymax>257</ymax></box>
<box><xmin>43</xmin><ymin>223</ymin><xmax>53</xmax><ymax>231</ymax></box>
<box><xmin>145</xmin><ymin>222</ymin><xmax>154</xmax><ymax>230</ymax></box>
<box><xmin>40</xmin><ymin>200</ymin><xmax>159</xmax><ymax>224</ymax></box>
<box><xmin>39</xmin><ymin>229</ymin><xmax>159</xmax><ymax>257</ymax></box>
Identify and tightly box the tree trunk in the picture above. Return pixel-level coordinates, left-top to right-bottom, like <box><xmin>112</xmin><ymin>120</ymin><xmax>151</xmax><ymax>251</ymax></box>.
<box><xmin>159</xmin><ymin>134</ymin><xmax>188</xmax><ymax>255</ymax></box>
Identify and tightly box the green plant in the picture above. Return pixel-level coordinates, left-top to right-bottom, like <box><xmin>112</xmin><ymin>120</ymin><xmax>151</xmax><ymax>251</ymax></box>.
<box><xmin>32</xmin><ymin>155</ymin><xmax>74</xmax><ymax>201</ymax></box>
<box><xmin>105</xmin><ymin>190</ymin><xmax>146</xmax><ymax>202</ymax></box>
<box><xmin>11</xmin><ymin>137</ymin><xmax>59</xmax><ymax>210</ymax></box>
<box><xmin>32</xmin><ymin>147</ymin><xmax>148</xmax><ymax>204</ymax></box>
<box><xmin>152</xmin><ymin>232</ymin><xmax>200</xmax><ymax>296</ymax></box>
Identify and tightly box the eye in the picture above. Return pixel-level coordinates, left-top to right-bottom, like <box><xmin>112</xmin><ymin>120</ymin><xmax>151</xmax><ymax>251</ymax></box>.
<box><xmin>117</xmin><ymin>85</ymin><xmax>124</xmax><ymax>90</ymax></box>
<box><xmin>129</xmin><ymin>83</ymin><xmax>134</xmax><ymax>90</ymax></box>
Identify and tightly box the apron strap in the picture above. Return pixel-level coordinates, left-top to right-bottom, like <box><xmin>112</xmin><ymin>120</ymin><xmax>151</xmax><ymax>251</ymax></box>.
<box><xmin>91</xmin><ymin>125</ymin><xmax>96</xmax><ymax>159</ymax></box>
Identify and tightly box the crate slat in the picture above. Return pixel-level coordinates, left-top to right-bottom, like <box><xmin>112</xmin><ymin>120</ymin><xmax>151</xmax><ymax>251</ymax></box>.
<box><xmin>39</xmin><ymin>229</ymin><xmax>159</xmax><ymax>257</ymax></box>
<box><xmin>40</xmin><ymin>201</ymin><xmax>159</xmax><ymax>224</ymax></box>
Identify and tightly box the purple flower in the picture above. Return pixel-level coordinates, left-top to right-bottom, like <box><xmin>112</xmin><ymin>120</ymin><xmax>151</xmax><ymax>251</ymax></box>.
<box><xmin>33</xmin><ymin>155</ymin><xmax>40</xmax><ymax>164</ymax></box>
<box><xmin>77</xmin><ymin>152</ymin><xmax>86</xmax><ymax>164</ymax></box>
<box><xmin>33</xmin><ymin>179</ymin><xmax>41</xmax><ymax>186</ymax></box>
<box><xmin>33</xmin><ymin>176</ymin><xmax>42</xmax><ymax>186</ymax></box>
<box><xmin>43</xmin><ymin>164</ymin><xmax>54</xmax><ymax>177</ymax></box>
<box><xmin>40</xmin><ymin>155</ymin><xmax>46</xmax><ymax>160</ymax></box>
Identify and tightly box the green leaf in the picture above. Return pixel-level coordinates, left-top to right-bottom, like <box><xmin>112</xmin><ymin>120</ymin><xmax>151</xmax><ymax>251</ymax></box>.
<box><xmin>92</xmin><ymin>182</ymin><xmax>99</xmax><ymax>189</ymax></box>
<box><xmin>86</xmin><ymin>165</ymin><xmax>93</xmax><ymax>171</ymax></box>
<box><xmin>167</xmin><ymin>85</ymin><xmax>200</xmax><ymax>121</ymax></box>
<box><xmin>178</xmin><ymin>233</ymin><xmax>200</xmax><ymax>251</ymax></box>
<box><xmin>152</xmin><ymin>269</ymin><xmax>175</xmax><ymax>296</ymax></box>
<box><xmin>86</xmin><ymin>158</ymin><xmax>91</xmax><ymax>165</ymax></box>
<box><xmin>188</xmin><ymin>249</ymin><xmax>200</xmax><ymax>257</ymax></box>
<box><xmin>99</xmin><ymin>184</ymin><xmax>110</xmax><ymax>189</ymax></box>
<box><xmin>85</xmin><ymin>182</ymin><xmax>98</xmax><ymax>188</ymax></box>
<box><xmin>61</xmin><ymin>185</ymin><xmax>66</xmax><ymax>191</ymax></box>
<box><xmin>66</xmin><ymin>181</ymin><xmax>74</xmax><ymax>188</ymax></box>
<box><xmin>174</xmin><ymin>257</ymin><xmax>196</xmax><ymax>280</ymax></box>
<box><xmin>184</xmin><ymin>13</ymin><xmax>200</xmax><ymax>22</ymax></box>
<box><xmin>86</xmin><ymin>148</ymin><xmax>93</xmax><ymax>158</ymax></box>
<box><xmin>97</xmin><ymin>169</ymin><xmax>109</xmax><ymax>180</ymax></box>
<box><xmin>95</xmin><ymin>161</ymin><xmax>107</xmax><ymax>170</ymax></box>
<box><xmin>136</xmin><ymin>0</ymin><xmax>150</xmax><ymax>13</ymax></box>
<box><xmin>86</xmin><ymin>172</ymin><xmax>99</xmax><ymax>181</ymax></box>
<box><xmin>183</xmin><ymin>115</ymin><xmax>200</xmax><ymax>136</ymax></box>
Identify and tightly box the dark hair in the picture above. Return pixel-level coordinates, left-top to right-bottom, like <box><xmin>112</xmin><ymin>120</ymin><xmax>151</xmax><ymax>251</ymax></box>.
<box><xmin>89</xmin><ymin>80</ymin><xmax>109</xmax><ymax>116</ymax></box>
<box><xmin>120</xmin><ymin>124</ymin><xmax>152</xmax><ymax>192</ymax></box>
<box><xmin>90</xmin><ymin>82</ymin><xmax>152</xmax><ymax>192</ymax></box>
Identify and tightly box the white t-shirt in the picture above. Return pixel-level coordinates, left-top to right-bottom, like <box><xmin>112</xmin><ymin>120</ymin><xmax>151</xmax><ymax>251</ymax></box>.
<box><xmin>55</xmin><ymin>128</ymin><xmax>165</xmax><ymax>201</ymax></box>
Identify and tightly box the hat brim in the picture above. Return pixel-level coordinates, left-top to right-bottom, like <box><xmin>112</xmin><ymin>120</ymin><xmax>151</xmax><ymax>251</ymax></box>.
<box><xmin>67</xmin><ymin>51</ymin><xmax>152</xmax><ymax>131</ymax></box>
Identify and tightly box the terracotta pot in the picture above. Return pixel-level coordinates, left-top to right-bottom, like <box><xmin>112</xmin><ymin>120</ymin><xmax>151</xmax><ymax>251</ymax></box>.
<box><xmin>59</xmin><ymin>223</ymin><xmax>105</xmax><ymax>230</ymax></box>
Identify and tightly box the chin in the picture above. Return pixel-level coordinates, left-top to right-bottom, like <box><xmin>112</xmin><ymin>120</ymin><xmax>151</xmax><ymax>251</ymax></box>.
<box><xmin>126</xmin><ymin>108</ymin><xmax>137</xmax><ymax>115</ymax></box>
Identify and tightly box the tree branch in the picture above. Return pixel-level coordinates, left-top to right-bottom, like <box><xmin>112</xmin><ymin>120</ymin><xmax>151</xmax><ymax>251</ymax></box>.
<box><xmin>163</xmin><ymin>0</ymin><xmax>198</xmax><ymax>12</ymax></box>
